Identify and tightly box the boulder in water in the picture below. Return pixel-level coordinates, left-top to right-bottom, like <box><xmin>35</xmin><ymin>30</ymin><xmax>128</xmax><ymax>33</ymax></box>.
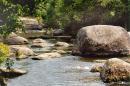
<box><xmin>100</xmin><ymin>58</ymin><xmax>130</xmax><ymax>83</ymax></box>
<box><xmin>55</xmin><ymin>42</ymin><xmax>70</xmax><ymax>48</ymax></box>
<box><xmin>10</xmin><ymin>45</ymin><xmax>35</xmax><ymax>59</ymax></box>
<box><xmin>31</xmin><ymin>38</ymin><xmax>48</xmax><ymax>48</ymax></box>
<box><xmin>5</xmin><ymin>34</ymin><xmax>28</xmax><ymax>45</ymax></box>
<box><xmin>76</xmin><ymin>25</ymin><xmax>130</xmax><ymax>56</ymax></box>
<box><xmin>0</xmin><ymin>68</ymin><xmax>27</xmax><ymax>78</ymax></box>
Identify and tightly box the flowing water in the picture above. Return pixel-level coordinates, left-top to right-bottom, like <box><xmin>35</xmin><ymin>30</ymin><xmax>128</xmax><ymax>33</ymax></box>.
<box><xmin>7</xmin><ymin>39</ymin><xmax>130</xmax><ymax>86</ymax></box>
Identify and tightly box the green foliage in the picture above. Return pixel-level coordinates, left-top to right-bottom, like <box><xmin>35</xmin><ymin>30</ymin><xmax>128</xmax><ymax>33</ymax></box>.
<box><xmin>0</xmin><ymin>0</ymin><xmax>128</xmax><ymax>29</ymax></box>
<box><xmin>0</xmin><ymin>0</ymin><xmax>23</xmax><ymax>37</ymax></box>
<box><xmin>33</xmin><ymin>0</ymin><xmax>127</xmax><ymax>28</ymax></box>
<box><xmin>0</xmin><ymin>43</ymin><xmax>10</xmax><ymax>64</ymax></box>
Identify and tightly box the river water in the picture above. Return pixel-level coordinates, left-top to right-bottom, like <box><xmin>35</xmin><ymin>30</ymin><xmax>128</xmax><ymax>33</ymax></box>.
<box><xmin>7</xmin><ymin>39</ymin><xmax>130</xmax><ymax>86</ymax></box>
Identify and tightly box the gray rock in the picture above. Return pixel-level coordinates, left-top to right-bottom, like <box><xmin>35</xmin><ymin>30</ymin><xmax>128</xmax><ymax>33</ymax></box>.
<box><xmin>10</xmin><ymin>45</ymin><xmax>34</xmax><ymax>59</ymax></box>
<box><xmin>32</xmin><ymin>52</ymin><xmax>61</xmax><ymax>60</ymax></box>
<box><xmin>5</xmin><ymin>34</ymin><xmax>28</xmax><ymax>45</ymax></box>
<box><xmin>0</xmin><ymin>68</ymin><xmax>27</xmax><ymax>78</ymax></box>
<box><xmin>55</xmin><ymin>42</ymin><xmax>70</xmax><ymax>48</ymax></box>
<box><xmin>76</xmin><ymin>25</ymin><xmax>130</xmax><ymax>56</ymax></box>
<box><xmin>53</xmin><ymin>29</ymin><xmax>64</xmax><ymax>36</ymax></box>
<box><xmin>32</xmin><ymin>38</ymin><xmax>47</xmax><ymax>43</ymax></box>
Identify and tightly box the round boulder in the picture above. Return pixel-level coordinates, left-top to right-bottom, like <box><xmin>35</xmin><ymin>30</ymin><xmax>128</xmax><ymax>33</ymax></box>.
<box><xmin>76</xmin><ymin>25</ymin><xmax>130</xmax><ymax>56</ymax></box>
<box><xmin>100</xmin><ymin>58</ymin><xmax>130</xmax><ymax>83</ymax></box>
<box><xmin>10</xmin><ymin>45</ymin><xmax>35</xmax><ymax>59</ymax></box>
<box><xmin>5</xmin><ymin>35</ymin><xmax>29</xmax><ymax>45</ymax></box>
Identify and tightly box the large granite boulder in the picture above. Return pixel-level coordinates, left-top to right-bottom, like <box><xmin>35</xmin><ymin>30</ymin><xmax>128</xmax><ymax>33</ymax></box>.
<box><xmin>76</xmin><ymin>25</ymin><xmax>130</xmax><ymax>56</ymax></box>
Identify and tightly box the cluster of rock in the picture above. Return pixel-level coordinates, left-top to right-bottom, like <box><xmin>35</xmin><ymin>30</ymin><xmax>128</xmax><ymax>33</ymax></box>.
<box><xmin>32</xmin><ymin>41</ymin><xmax>71</xmax><ymax>60</ymax></box>
<box><xmin>3</xmin><ymin>31</ymin><xmax>72</xmax><ymax>60</ymax></box>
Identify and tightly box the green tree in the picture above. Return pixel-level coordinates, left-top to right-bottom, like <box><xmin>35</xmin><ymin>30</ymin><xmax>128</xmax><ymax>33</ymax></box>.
<box><xmin>0</xmin><ymin>0</ymin><xmax>23</xmax><ymax>38</ymax></box>
<box><xmin>0</xmin><ymin>0</ymin><xmax>23</xmax><ymax>65</ymax></box>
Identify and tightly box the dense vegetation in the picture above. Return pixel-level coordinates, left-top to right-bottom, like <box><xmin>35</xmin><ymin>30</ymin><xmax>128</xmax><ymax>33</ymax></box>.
<box><xmin>0</xmin><ymin>0</ymin><xmax>129</xmax><ymax>36</ymax></box>
<box><xmin>0</xmin><ymin>0</ymin><xmax>129</xmax><ymax>41</ymax></box>
<box><xmin>0</xmin><ymin>0</ymin><xmax>23</xmax><ymax>37</ymax></box>
<box><xmin>7</xmin><ymin>0</ymin><xmax>128</xmax><ymax>29</ymax></box>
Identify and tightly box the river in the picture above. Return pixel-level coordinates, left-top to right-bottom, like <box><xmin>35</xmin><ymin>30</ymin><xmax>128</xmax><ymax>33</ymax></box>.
<box><xmin>7</xmin><ymin>39</ymin><xmax>130</xmax><ymax>86</ymax></box>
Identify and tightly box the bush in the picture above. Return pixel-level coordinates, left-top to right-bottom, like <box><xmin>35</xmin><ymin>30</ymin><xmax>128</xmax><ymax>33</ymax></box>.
<box><xmin>0</xmin><ymin>43</ymin><xmax>10</xmax><ymax>64</ymax></box>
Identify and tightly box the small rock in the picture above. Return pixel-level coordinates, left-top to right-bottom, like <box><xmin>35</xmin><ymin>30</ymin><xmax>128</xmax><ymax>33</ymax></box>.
<box><xmin>32</xmin><ymin>38</ymin><xmax>47</xmax><ymax>43</ymax></box>
<box><xmin>32</xmin><ymin>52</ymin><xmax>61</xmax><ymax>60</ymax></box>
<box><xmin>52</xmin><ymin>50</ymin><xmax>67</xmax><ymax>54</ymax></box>
<box><xmin>53</xmin><ymin>29</ymin><xmax>64</xmax><ymax>36</ymax></box>
<box><xmin>31</xmin><ymin>38</ymin><xmax>48</xmax><ymax>48</ymax></box>
<box><xmin>31</xmin><ymin>43</ymin><xmax>46</xmax><ymax>48</ymax></box>
<box><xmin>55</xmin><ymin>42</ymin><xmax>70</xmax><ymax>48</ymax></box>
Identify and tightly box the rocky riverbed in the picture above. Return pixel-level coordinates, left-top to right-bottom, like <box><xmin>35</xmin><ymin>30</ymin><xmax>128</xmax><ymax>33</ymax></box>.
<box><xmin>5</xmin><ymin>39</ymin><xmax>130</xmax><ymax>86</ymax></box>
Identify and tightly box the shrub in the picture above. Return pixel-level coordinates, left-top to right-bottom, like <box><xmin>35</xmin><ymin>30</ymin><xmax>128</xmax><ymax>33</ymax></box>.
<box><xmin>0</xmin><ymin>43</ymin><xmax>10</xmax><ymax>64</ymax></box>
